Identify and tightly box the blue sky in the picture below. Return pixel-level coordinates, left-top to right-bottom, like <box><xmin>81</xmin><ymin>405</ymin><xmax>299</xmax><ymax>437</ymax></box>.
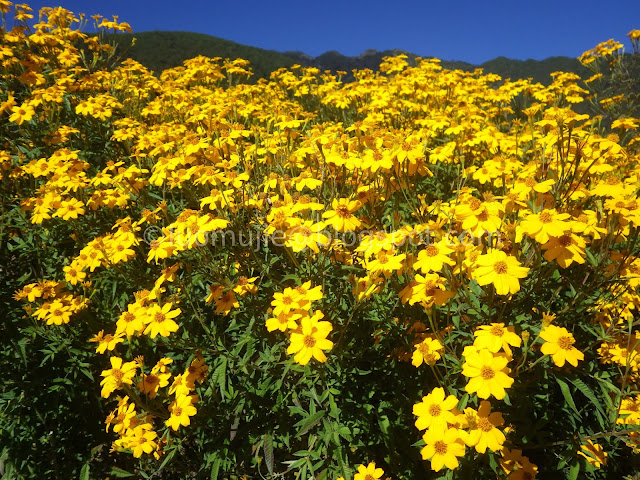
<box><xmin>24</xmin><ymin>0</ymin><xmax>639</xmax><ymax>64</ymax></box>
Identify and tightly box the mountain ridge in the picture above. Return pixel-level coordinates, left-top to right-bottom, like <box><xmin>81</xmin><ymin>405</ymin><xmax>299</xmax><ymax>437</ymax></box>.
<box><xmin>111</xmin><ymin>31</ymin><xmax>589</xmax><ymax>84</ymax></box>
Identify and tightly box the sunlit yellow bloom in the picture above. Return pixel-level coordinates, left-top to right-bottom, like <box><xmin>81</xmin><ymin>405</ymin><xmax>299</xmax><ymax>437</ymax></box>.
<box><xmin>462</xmin><ymin>349</ymin><xmax>514</xmax><ymax>400</ymax></box>
<box><xmin>474</xmin><ymin>323</ymin><xmax>521</xmax><ymax>355</ymax></box>
<box><xmin>353</xmin><ymin>462</ymin><xmax>384</xmax><ymax>480</ymax></box>
<box><xmin>473</xmin><ymin>250</ymin><xmax>529</xmax><ymax>295</ymax></box>
<box><xmin>420</xmin><ymin>427</ymin><xmax>466</xmax><ymax>472</ymax></box>
<box><xmin>462</xmin><ymin>401</ymin><xmax>505</xmax><ymax>453</ymax></box>
<box><xmin>322</xmin><ymin>198</ymin><xmax>361</xmax><ymax>232</ymax></box>
<box><xmin>286</xmin><ymin>312</ymin><xmax>333</xmax><ymax>365</ymax></box>
<box><xmin>540</xmin><ymin>325</ymin><xmax>584</xmax><ymax>367</ymax></box>
<box><xmin>413</xmin><ymin>387</ymin><xmax>459</xmax><ymax>433</ymax></box>
<box><xmin>412</xmin><ymin>337</ymin><xmax>444</xmax><ymax>367</ymax></box>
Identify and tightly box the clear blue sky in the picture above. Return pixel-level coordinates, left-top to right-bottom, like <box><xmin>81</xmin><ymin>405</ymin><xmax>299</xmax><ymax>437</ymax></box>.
<box><xmin>24</xmin><ymin>0</ymin><xmax>639</xmax><ymax>64</ymax></box>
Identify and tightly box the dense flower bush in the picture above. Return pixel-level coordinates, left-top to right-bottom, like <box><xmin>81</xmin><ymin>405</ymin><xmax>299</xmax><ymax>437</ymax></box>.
<box><xmin>2</xmin><ymin>3</ymin><xmax>640</xmax><ymax>479</ymax></box>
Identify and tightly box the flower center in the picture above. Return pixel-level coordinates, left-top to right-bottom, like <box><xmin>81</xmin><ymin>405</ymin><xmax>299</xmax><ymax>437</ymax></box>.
<box><xmin>606</xmin><ymin>176</ymin><xmax>620</xmax><ymax>185</ymax></box>
<box><xmin>428</xmin><ymin>404</ymin><xmax>442</xmax><ymax>417</ymax></box>
<box><xmin>558</xmin><ymin>235</ymin><xmax>572</xmax><ymax>247</ymax></box>
<box><xmin>425</xmin><ymin>245</ymin><xmax>439</xmax><ymax>257</ymax></box>
<box><xmin>558</xmin><ymin>335</ymin><xmax>574</xmax><ymax>350</ymax></box>
<box><xmin>490</xmin><ymin>325</ymin><xmax>504</xmax><ymax>337</ymax></box>
<box><xmin>469</xmin><ymin>198</ymin><xmax>482</xmax><ymax>211</ymax></box>
<box><xmin>493</xmin><ymin>261</ymin><xmax>508</xmax><ymax>274</ymax></box>
<box><xmin>336</xmin><ymin>205</ymin><xmax>351</xmax><ymax>218</ymax></box>
<box><xmin>477</xmin><ymin>417</ymin><xmax>494</xmax><ymax>432</ymax></box>
<box><xmin>173</xmin><ymin>407</ymin><xmax>183</xmax><ymax>417</ymax></box>
<box><xmin>434</xmin><ymin>440</ymin><xmax>448</xmax><ymax>455</ymax></box>
<box><xmin>480</xmin><ymin>366</ymin><xmax>495</xmax><ymax>379</ymax></box>
<box><xmin>154</xmin><ymin>312</ymin><xmax>165</xmax><ymax>323</ymax></box>
<box><xmin>303</xmin><ymin>335</ymin><xmax>316</xmax><ymax>348</ymax></box>
<box><xmin>539</xmin><ymin>211</ymin><xmax>553</xmax><ymax>223</ymax></box>
<box><xmin>112</xmin><ymin>369</ymin><xmax>124</xmax><ymax>381</ymax></box>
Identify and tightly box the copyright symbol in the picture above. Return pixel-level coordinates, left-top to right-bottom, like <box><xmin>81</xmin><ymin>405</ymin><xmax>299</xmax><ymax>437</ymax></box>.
<box><xmin>143</xmin><ymin>226</ymin><xmax>162</xmax><ymax>245</ymax></box>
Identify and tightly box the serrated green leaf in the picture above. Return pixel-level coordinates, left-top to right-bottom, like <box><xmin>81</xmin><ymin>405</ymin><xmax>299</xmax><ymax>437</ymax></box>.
<box><xmin>264</xmin><ymin>433</ymin><xmax>274</xmax><ymax>475</ymax></box>
<box><xmin>570</xmin><ymin>378</ymin><xmax>605</xmax><ymax>416</ymax></box>
<box><xmin>556</xmin><ymin>377</ymin><xmax>579</xmax><ymax>416</ymax></box>
<box><xmin>109</xmin><ymin>467</ymin><xmax>135</xmax><ymax>478</ymax></box>
<box><xmin>295</xmin><ymin>410</ymin><xmax>326</xmax><ymax>437</ymax></box>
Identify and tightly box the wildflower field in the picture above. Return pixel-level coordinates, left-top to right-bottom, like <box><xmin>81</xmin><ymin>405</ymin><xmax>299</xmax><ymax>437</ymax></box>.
<box><xmin>3</xmin><ymin>3</ymin><xmax>640</xmax><ymax>479</ymax></box>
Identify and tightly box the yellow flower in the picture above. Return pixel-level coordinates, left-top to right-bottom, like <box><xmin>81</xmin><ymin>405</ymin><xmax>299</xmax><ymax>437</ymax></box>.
<box><xmin>413</xmin><ymin>387</ymin><xmax>459</xmax><ymax>433</ymax></box>
<box><xmin>542</xmin><ymin>233</ymin><xmax>587</xmax><ymax>268</ymax></box>
<box><xmin>462</xmin><ymin>401</ymin><xmax>506</xmax><ymax>453</ymax></box>
<box><xmin>116</xmin><ymin>303</ymin><xmax>148</xmax><ymax>336</ymax></box>
<box><xmin>420</xmin><ymin>427</ymin><xmax>466</xmax><ymax>472</ymax></box>
<box><xmin>412</xmin><ymin>337</ymin><xmax>444</xmax><ymax>367</ymax></box>
<box><xmin>285</xmin><ymin>221</ymin><xmax>329</xmax><ymax>253</ymax></box>
<box><xmin>399</xmin><ymin>273</ymin><xmax>452</xmax><ymax>306</ymax></box>
<box><xmin>473</xmin><ymin>323</ymin><xmax>521</xmax><ymax>355</ymax></box>
<box><xmin>53</xmin><ymin>198</ymin><xmax>85</xmax><ymax>220</ymax></box>
<box><xmin>143</xmin><ymin>302</ymin><xmax>181</xmax><ymax>339</ymax></box>
<box><xmin>271</xmin><ymin>287</ymin><xmax>309</xmax><ymax>315</ymax></box>
<box><xmin>286</xmin><ymin>312</ymin><xmax>333</xmax><ymax>365</ymax></box>
<box><xmin>124</xmin><ymin>425</ymin><xmax>157</xmax><ymax>458</ymax></box>
<box><xmin>499</xmin><ymin>448</ymin><xmax>538</xmax><ymax>479</ymax></box>
<box><xmin>90</xmin><ymin>330</ymin><xmax>125</xmax><ymax>354</ymax></box>
<box><xmin>100</xmin><ymin>356</ymin><xmax>137</xmax><ymax>398</ymax></box>
<box><xmin>63</xmin><ymin>264</ymin><xmax>86</xmax><ymax>285</ymax></box>
<box><xmin>166</xmin><ymin>394</ymin><xmax>198</xmax><ymax>431</ymax></box>
<box><xmin>214</xmin><ymin>290</ymin><xmax>239</xmax><ymax>316</ymax></box>
<box><xmin>9</xmin><ymin>103</ymin><xmax>35</xmax><ymax>125</ymax></box>
<box><xmin>518</xmin><ymin>209</ymin><xmax>572</xmax><ymax>244</ymax></box>
<box><xmin>322</xmin><ymin>198</ymin><xmax>361</xmax><ymax>232</ymax></box>
<box><xmin>577</xmin><ymin>439</ymin><xmax>607</xmax><ymax>468</ymax></box>
<box><xmin>462</xmin><ymin>349</ymin><xmax>514</xmax><ymax>400</ymax></box>
<box><xmin>364</xmin><ymin>249</ymin><xmax>405</xmax><ymax>277</ymax></box>
<box><xmin>413</xmin><ymin>240</ymin><xmax>456</xmax><ymax>273</ymax></box>
<box><xmin>540</xmin><ymin>325</ymin><xmax>584</xmax><ymax>367</ymax></box>
<box><xmin>266</xmin><ymin>310</ymin><xmax>302</xmax><ymax>332</ymax></box>
<box><xmin>473</xmin><ymin>250</ymin><xmax>529</xmax><ymax>295</ymax></box>
<box><xmin>137</xmin><ymin>371</ymin><xmax>171</xmax><ymax>399</ymax></box>
<box><xmin>353</xmin><ymin>462</ymin><xmax>384</xmax><ymax>480</ymax></box>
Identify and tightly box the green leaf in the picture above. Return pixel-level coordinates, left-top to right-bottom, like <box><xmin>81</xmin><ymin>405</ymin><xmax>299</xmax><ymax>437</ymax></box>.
<box><xmin>556</xmin><ymin>377</ymin><xmax>579</xmax><ymax>416</ymax></box>
<box><xmin>80</xmin><ymin>462</ymin><xmax>90</xmax><ymax>480</ymax></box>
<box><xmin>295</xmin><ymin>410</ymin><xmax>326</xmax><ymax>437</ymax></box>
<box><xmin>570</xmin><ymin>378</ymin><xmax>605</xmax><ymax>416</ymax></box>
<box><xmin>568</xmin><ymin>460</ymin><xmax>580</xmax><ymax>480</ymax></box>
<box><xmin>109</xmin><ymin>467</ymin><xmax>135</xmax><ymax>478</ymax></box>
<box><xmin>264</xmin><ymin>433</ymin><xmax>274</xmax><ymax>475</ymax></box>
<box><xmin>210</xmin><ymin>457</ymin><xmax>221</xmax><ymax>480</ymax></box>
<box><xmin>156</xmin><ymin>446</ymin><xmax>176</xmax><ymax>473</ymax></box>
<box><xmin>211</xmin><ymin>357</ymin><xmax>227</xmax><ymax>396</ymax></box>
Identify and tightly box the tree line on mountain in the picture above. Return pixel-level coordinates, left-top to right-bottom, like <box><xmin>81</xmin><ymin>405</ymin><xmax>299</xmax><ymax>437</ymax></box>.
<box><xmin>107</xmin><ymin>31</ymin><xmax>590</xmax><ymax>85</ymax></box>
